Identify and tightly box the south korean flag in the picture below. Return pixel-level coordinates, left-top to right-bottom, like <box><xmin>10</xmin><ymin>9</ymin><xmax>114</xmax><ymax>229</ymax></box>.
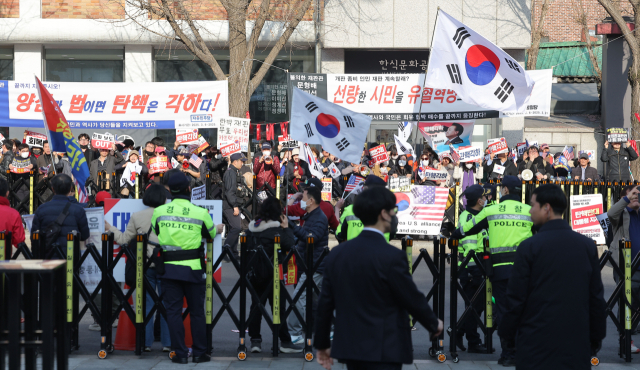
<box><xmin>291</xmin><ymin>88</ymin><xmax>371</xmax><ymax>164</ymax></box>
<box><xmin>425</xmin><ymin>10</ymin><xmax>535</xmax><ymax>112</ymax></box>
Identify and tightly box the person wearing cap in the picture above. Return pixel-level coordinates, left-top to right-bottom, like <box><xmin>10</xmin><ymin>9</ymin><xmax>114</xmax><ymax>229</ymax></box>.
<box><xmin>449</xmin><ymin>175</ymin><xmax>533</xmax><ymax>367</ymax></box>
<box><xmin>176</xmin><ymin>147</ymin><xmax>206</xmax><ymax>188</ymax></box>
<box><xmin>89</xmin><ymin>141</ymin><xmax>123</xmax><ymax>193</ymax></box>
<box><xmin>253</xmin><ymin>142</ymin><xmax>281</xmax><ymax>192</ymax></box>
<box><xmin>571</xmin><ymin>152</ymin><xmax>599</xmax><ymax>182</ymax></box>
<box><xmin>335</xmin><ymin>175</ymin><xmax>392</xmax><ymax>243</ymax></box>
<box><xmin>151</xmin><ymin>172</ymin><xmax>224</xmax><ymax>364</ymax></box>
<box><xmin>222</xmin><ymin>152</ymin><xmax>248</xmax><ymax>259</ymax></box>
<box><xmin>455</xmin><ymin>185</ymin><xmax>490</xmax><ymax>353</ymax></box>
<box><xmin>285</xmin><ymin>147</ymin><xmax>309</xmax><ymax>194</ymax></box>
<box><xmin>285</xmin><ymin>178</ymin><xmax>339</xmax><ymax>231</ymax></box>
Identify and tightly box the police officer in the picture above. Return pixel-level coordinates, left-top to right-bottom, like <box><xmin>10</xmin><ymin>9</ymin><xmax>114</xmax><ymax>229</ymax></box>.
<box><xmin>222</xmin><ymin>152</ymin><xmax>247</xmax><ymax>259</ymax></box>
<box><xmin>456</xmin><ymin>185</ymin><xmax>489</xmax><ymax>353</ymax></box>
<box><xmin>450</xmin><ymin>175</ymin><xmax>533</xmax><ymax>367</ymax></box>
<box><xmin>151</xmin><ymin>172</ymin><xmax>224</xmax><ymax>364</ymax></box>
<box><xmin>336</xmin><ymin>175</ymin><xmax>393</xmax><ymax>242</ymax></box>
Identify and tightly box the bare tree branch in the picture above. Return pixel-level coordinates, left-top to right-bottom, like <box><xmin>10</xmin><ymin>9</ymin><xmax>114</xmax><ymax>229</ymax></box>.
<box><xmin>527</xmin><ymin>0</ymin><xmax>550</xmax><ymax>70</ymax></box>
<box><xmin>572</xmin><ymin>0</ymin><xmax>602</xmax><ymax>82</ymax></box>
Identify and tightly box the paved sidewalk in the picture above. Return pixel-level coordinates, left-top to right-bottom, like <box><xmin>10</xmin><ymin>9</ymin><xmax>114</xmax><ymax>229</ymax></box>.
<box><xmin>61</xmin><ymin>355</ymin><xmax>640</xmax><ymax>370</ymax></box>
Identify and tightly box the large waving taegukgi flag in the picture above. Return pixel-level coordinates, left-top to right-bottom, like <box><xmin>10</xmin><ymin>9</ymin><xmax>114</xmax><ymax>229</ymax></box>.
<box><xmin>35</xmin><ymin>77</ymin><xmax>90</xmax><ymax>201</ymax></box>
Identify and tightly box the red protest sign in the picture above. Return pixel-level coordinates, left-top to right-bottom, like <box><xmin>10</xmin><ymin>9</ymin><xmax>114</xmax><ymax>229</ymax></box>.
<box><xmin>176</xmin><ymin>129</ymin><xmax>199</xmax><ymax>144</ymax></box>
<box><xmin>148</xmin><ymin>155</ymin><xmax>169</xmax><ymax>174</ymax></box>
<box><xmin>369</xmin><ymin>144</ymin><xmax>389</xmax><ymax>165</ymax></box>
<box><xmin>91</xmin><ymin>132</ymin><xmax>114</xmax><ymax>150</ymax></box>
<box><xmin>220</xmin><ymin>141</ymin><xmax>241</xmax><ymax>157</ymax></box>
<box><xmin>488</xmin><ymin>138</ymin><xmax>508</xmax><ymax>154</ymax></box>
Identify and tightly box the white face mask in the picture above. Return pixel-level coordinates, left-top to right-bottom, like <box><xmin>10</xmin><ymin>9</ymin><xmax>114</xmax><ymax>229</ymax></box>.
<box><xmin>465</xmin><ymin>163</ymin><xmax>473</xmax><ymax>169</ymax></box>
<box><xmin>300</xmin><ymin>200</ymin><xmax>307</xmax><ymax>210</ymax></box>
<box><xmin>421</xmin><ymin>160</ymin><xmax>429</xmax><ymax>167</ymax></box>
<box><xmin>216</xmin><ymin>154</ymin><xmax>222</xmax><ymax>159</ymax></box>
<box><xmin>483</xmin><ymin>199</ymin><xmax>488</xmax><ymax>207</ymax></box>
<box><xmin>263</xmin><ymin>151</ymin><xmax>270</xmax><ymax>157</ymax></box>
<box><xmin>20</xmin><ymin>152</ymin><xmax>29</xmax><ymax>158</ymax></box>
<box><xmin>398</xmin><ymin>160</ymin><xmax>406</xmax><ymax>167</ymax></box>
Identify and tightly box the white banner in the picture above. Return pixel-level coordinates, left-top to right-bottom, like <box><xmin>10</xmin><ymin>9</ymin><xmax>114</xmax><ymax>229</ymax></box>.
<box><xmin>395</xmin><ymin>186</ymin><xmax>449</xmax><ymax>235</ymax></box>
<box><xmin>176</xmin><ymin>129</ymin><xmax>199</xmax><ymax>144</ymax></box>
<box><xmin>292</xmin><ymin>68</ymin><xmax>550</xmax><ymax>122</ymax></box>
<box><xmin>570</xmin><ymin>194</ymin><xmax>606</xmax><ymax>244</ymax></box>
<box><xmin>217</xmin><ymin>117</ymin><xmax>250</xmax><ymax>152</ymax></box>
<box><xmin>3</xmin><ymin>80</ymin><xmax>228</xmax><ymax>129</ymax></box>
<box><xmin>458</xmin><ymin>146</ymin><xmax>483</xmax><ymax>162</ymax></box>
<box><xmin>191</xmin><ymin>184</ymin><xmax>206</xmax><ymax>201</ymax></box>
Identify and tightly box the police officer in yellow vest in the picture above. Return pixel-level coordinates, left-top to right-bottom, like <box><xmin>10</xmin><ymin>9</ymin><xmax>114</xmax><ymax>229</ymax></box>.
<box><xmin>336</xmin><ymin>175</ymin><xmax>393</xmax><ymax>242</ymax></box>
<box><xmin>456</xmin><ymin>185</ymin><xmax>490</xmax><ymax>353</ymax></box>
<box><xmin>450</xmin><ymin>176</ymin><xmax>533</xmax><ymax>367</ymax></box>
<box><xmin>151</xmin><ymin>172</ymin><xmax>224</xmax><ymax>364</ymax></box>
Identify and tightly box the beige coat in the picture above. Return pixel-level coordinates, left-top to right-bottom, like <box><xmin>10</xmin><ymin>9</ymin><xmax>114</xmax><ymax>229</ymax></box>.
<box><xmin>109</xmin><ymin>207</ymin><xmax>159</xmax><ymax>262</ymax></box>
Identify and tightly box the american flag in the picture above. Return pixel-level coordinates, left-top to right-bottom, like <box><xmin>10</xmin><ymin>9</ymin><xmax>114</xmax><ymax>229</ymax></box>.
<box><xmin>189</xmin><ymin>153</ymin><xmax>202</xmax><ymax>168</ymax></box>
<box><xmin>344</xmin><ymin>174</ymin><xmax>364</xmax><ymax>192</ymax></box>
<box><xmin>409</xmin><ymin>186</ymin><xmax>449</xmax><ymax>221</ymax></box>
<box><xmin>562</xmin><ymin>145</ymin><xmax>574</xmax><ymax>161</ymax></box>
<box><xmin>74</xmin><ymin>178</ymin><xmax>88</xmax><ymax>203</ymax></box>
<box><xmin>449</xmin><ymin>144</ymin><xmax>460</xmax><ymax>162</ymax></box>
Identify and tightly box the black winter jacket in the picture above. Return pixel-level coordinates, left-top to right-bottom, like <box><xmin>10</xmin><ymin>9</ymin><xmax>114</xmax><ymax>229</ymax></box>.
<box><xmin>290</xmin><ymin>206</ymin><xmax>329</xmax><ymax>274</ymax></box>
<box><xmin>601</xmin><ymin>146</ymin><xmax>638</xmax><ymax>181</ymax></box>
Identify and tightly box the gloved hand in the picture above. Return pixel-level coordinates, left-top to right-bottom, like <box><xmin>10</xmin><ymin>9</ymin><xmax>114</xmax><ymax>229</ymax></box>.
<box><xmin>441</xmin><ymin>222</ymin><xmax>455</xmax><ymax>237</ymax></box>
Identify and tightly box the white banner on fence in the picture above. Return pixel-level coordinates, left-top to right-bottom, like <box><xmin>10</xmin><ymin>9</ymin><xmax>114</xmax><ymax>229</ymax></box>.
<box><xmin>2</xmin><ymin>80</ymin><xmax>228</xmax><ymax>129</ymax></box>
<box><xmin>104</xmin><ymin>199</ymin><xmax>223</xmax><ymax>283</ymax></box>
<box><xmin>570</xmin><ymin>194</ymin><xmax>606</xmax><ymax>244</ymax></box>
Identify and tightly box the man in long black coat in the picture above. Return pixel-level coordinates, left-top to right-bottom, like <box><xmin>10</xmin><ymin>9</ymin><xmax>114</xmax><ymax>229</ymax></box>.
<box><xmin>499</xmin><ymin>184</ymin><xmax>606</xmax><ymax>369</ymax></box>
<box><xmin>314</xmin><ymin>186</ymin><xmax>442</xmax><ymax>370</ymax></box>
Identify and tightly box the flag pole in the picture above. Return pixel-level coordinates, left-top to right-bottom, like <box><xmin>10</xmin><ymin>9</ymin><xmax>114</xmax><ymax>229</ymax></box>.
<box><xmin>415</xmin><ymin>7</ymin><xmax>441</xmax><ymax>153</ymax></box>
<box><xmin>33</xmin><ymin>75</ymin><xmax>58</xmax><ymax>177</ymax></box>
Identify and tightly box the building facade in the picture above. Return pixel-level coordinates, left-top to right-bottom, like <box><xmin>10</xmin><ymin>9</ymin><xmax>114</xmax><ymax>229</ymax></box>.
<box><xmin>0</xmin><ymin>0</ymin><xmax>532</xmax><ymax>149</ymax></box>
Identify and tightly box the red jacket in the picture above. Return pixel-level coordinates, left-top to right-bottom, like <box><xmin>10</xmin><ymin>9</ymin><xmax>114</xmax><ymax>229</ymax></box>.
<box><xmin>254</xmin><ymin>155</ymin><xmax>281</xmax><ymax>191</ymax></box>
<box><xmin>0</xmin><ymin>196</ymin><xmax>25</xmax><ymax>246</ymax></box>
<box><xmin>286</xmin><ymin>200</ymin><xmax>339</xmax><ymax>231</ymax></box>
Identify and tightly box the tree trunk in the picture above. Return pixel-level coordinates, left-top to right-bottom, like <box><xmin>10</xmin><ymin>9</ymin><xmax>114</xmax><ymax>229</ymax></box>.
<box><xmin>527</xmin><ymin>0</ymin><xmax>550</xmax><ymax>70</ymax></box>
<box><xmin>227</xmin><ymin>2</ymin><xmax>251</xmax><ymax>118</ymax></box>
<box><xmin>630</xmin><ymin>12</ymin><xmax>640</xmax><ymax>179</ymax></box>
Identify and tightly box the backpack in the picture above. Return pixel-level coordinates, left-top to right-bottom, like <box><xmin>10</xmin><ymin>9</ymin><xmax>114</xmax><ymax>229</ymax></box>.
<box><xmin>43</xmin><ymin>202</ymin><xmax>71</xmax><ymax>255</ymax></box>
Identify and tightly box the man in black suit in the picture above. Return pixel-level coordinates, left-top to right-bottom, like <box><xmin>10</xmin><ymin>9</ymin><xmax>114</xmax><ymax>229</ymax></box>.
<box><xmin>315</xmin><ymin>186</ymin><xmax>443</xmax><ymax>370</ymax></box>
<box><xmin>444</xmin><ymin>123</ymin><xmax>464</xmax><ymax>145</ymax></box>
<box><xmin>499</xmin><ymin>184</ymin><xmax>606</xmax><ymax>369</ymax></box>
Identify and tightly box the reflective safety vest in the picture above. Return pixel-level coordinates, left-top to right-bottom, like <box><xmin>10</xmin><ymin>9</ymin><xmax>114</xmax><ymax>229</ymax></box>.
<box><xmin>458</xmin><ymin>210</ymin><xmax>488</xmax><ymax>268</ymax></box>
<box><xmin>151</xmin><ymin>198</ymin><xmax>216</xmax><ymax>270</ymax></box>
<box><xmin>337</xmin><ymin>205</ymin><xmax>390</xmax><ymax>242</ymax></box>
<box><xmin>460</xmin><ymin>200</ymin><xmax>532</xmax><ymax>267</ymax></box>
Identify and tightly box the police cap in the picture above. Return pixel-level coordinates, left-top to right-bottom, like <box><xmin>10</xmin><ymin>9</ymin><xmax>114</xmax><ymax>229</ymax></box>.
<box><xmin>167</xmin><ymin>172</ymin><xmax>190</xmax><ymax>193</ymax></box>
<box><xmin>230</xmin><ymin>153</ymin><xmax>247</xmax><ymax>162</ymax></box>
<box><xmin>502</xmin><ymin>175</ymin><xmax>522</xmax><ymax>192</ymax></box>
<box><xmin>463</xmin><ymin>184</ymin><xmax>488</xmax><ymax>204</ymax></box>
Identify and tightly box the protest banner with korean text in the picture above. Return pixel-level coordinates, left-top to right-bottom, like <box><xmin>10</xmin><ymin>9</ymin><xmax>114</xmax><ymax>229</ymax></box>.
<box><xmin>25</xmin><ymin>130</ymin><xmax>47</xmax><ymax>148</ymax></box>
<box><xmin>148</xmin><ymin>156</ymin><xmax>169</xmax><ymax>174</ymax></box>
<box><xmin>488</xmin><ymin>137</ymin><xmax>508</xmax><ymax>155</ymax></box>
<box><xmin>395</xmin><ymin>186</ymin><xmax>448</xmax><ymax>235</ymax></box>
<box><xmin>176</xmin><ymin>129</ymin><xmax>199</xmax><ymax>144</ymax></box>
<box><xmin>458</xmin><ymin>146</ymin><xmax>483</xmax><ymax>162</ymax></box>
<box><xmin>220</xmin><ymin>141</ymin><xmax>241</xmax><ymax>157</ymax></box>
<box><xmin>217</xmin><ymin>117</ymin><xmax>250</xmax><ymax>152</ymax></box>
<box><xmin>3</xmin><ymin>80</ymin><xmax>228</xmax><ymax>129</ymax></box>
<box><xmin>607</xmin><ymin>128</ymin><xmax>628</xmax><ymax>143</ymax></box>
<box><xmin>570</xmin><ymin>194</ymin><xmax>605</xmax><ymax>244</ymax></box>
<box><xmin>10</xmin><ymin>157</ymin><xmax>31</xmax><ymax>173</ymax></box>
<box><xmin>369</xmin><ymin>144</ymin><xmax>389</xmax><ymax>164</ymax></box>
<box><xmin>91</xmin><ymin>132</ymin><xmax>114</xmax><ymax>150</ymax></box>
<box><xmin>321</xmin><ymin>178</ymin><xmax>332</xmax><ymax>201</ymax></box>
<box><xmin>418</xmin><ymin>120</ymin><xmax>475</xmax><ymax>153</ymax></box>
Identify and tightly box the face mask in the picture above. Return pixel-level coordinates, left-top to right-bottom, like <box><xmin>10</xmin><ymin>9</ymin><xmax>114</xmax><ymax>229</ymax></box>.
<box><xmin>465</xmin><ymin>163</ymin><xmax>473</xmax><ymax>169</ymax></box>
<box><xmin>32</xmin><ymin>149</ymin><xmax>41</xmax><ymax>155</ymax></box>
<box><xmin>421</xmin><ymin>160</ymin><xmax>429</xmax><ymax>167</ymax></box>
<box><xmin>146</xmin><ymin>150</ymin><xmax>154</xmax><ymax>156</ymax></box>
<box><xmin>263</xmin><ymin>151</ymin><xmax>270</xmax><ymax>157</ymax></box>
<box><xmin>21</xmin><ymin>152</ymin><xmax>29</xmax><ymax>158</ymax></box>
<box><xmin>392</xmin><ymin>155</ymin><xmax>398</xmax><ymax>160</ymax></box>
<box><xmin>483</xmin><ymin>199</ymin><xmax>488</xmax><ymax>207</ymax></box>
<box><xmin>300</xmin><ymin>200</ymin><xmax>307</xmax><ymax>210</ymax></box>
<box><xmin>80</xmin><ymin>144</ymin><xmax>88</xmax><ymax>150</ymax></box>
<box><xmin>398</xmin><ymin>160</ymin><xmax>406</xmax><ymax>167</ymax></box>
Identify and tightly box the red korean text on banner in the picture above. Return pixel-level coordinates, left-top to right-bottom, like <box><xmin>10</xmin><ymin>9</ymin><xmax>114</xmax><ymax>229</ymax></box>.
<box><xmin>194</xmin><ymin>136</ymin><xmax>209</xmax><ymax>154</ymax></box>
<box><xmin>280</xmin><ymin>122</ymin><xmax>288</xmax><ymax>137</ymax></box>
<box><xmin>369</xmin><ymin>144</ymin><xmax>390</xmax><ymax>165</ymax></box>
<box><xmin>488</xmin><ymin>138</ymin><xmax>508</xmax><ymax>155</ymax></box>
<box><xmin>176</xmin><ymin>129</ymin><xmax>199</xmax><ymax>144</ymax></box>
<box><xmin>10</xmin><ymin>158</ymin><xmax>31</xmax><ymax>174</ymax></box>
<box><xmin>278</xmin><ymin>255</ymin><xmax>297</xmax><ymax>285</ymax></box>
<box><xmin>255</xmin><ymin>124</ymin><xmax>261</xmax><ymax>141</ymax></box>
<box><xmin>91</xmin><ymin>132</ymin><xmax>114</xmax><ymax>150</ymax></box>
<box><xmin>221</xmin><ymin>141</ymin><xmax>241</xmax><ymax>157</ymax></box>
<box><xmin>148</xmin><ymin>156</ymin><xmax>169</xmax><ymax>175</ymax></box>
<box><xmin>572</xmin><ymin>203</ymin><xmax>603</xmax><ymax>229</ymax></box>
